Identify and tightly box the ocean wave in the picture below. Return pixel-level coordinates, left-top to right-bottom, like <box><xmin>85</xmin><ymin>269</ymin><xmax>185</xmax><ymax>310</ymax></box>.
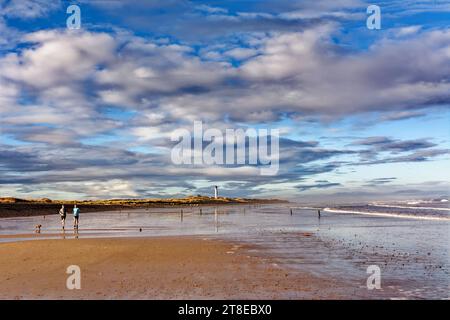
<box><xmin>323</xmin><ymin>208</ymin><xmax>450</xmax><ymax>221</ymax></box>
<box><xmin>370</xmin><ymin>203</ymin><xmax>450</xmax><ymax>211</ymax></box>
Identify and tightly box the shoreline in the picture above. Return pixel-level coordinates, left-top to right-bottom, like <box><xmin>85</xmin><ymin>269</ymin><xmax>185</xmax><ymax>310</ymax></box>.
<box><xmin>0</xmin><ymin>235</ymin><xmax>345</xmax><ymax>300</ymax></box>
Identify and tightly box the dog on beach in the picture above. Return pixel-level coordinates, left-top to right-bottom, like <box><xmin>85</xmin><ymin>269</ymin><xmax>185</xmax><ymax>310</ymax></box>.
<box><xmin>35</xmin><ymin>224</ymin><xmax>42</xmax><ymax>233</ymax></box>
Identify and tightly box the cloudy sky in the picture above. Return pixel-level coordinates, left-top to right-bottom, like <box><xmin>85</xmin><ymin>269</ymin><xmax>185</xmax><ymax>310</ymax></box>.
<box><xmin>0</xmin><ymin>0</ymin><xmax>449</xmax><ymax>202</ymax></box>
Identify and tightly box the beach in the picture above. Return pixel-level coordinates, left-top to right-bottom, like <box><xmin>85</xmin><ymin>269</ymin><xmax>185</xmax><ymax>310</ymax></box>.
<box><xmin>0</xmin><ymin>236</ymin><xmax>341</xmax><ymax>300</ymax></box>
<box><xmin>0</xmin><ymin>203</ymin><xmax>448</xmax><ymax>299</ymax></box>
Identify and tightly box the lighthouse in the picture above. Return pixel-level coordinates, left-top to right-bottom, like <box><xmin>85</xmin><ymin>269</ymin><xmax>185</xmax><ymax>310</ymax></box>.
<box><xmin>214</xmin><ymin>186</ymin><xmax>218</xmax><ymax>199</ymax></box>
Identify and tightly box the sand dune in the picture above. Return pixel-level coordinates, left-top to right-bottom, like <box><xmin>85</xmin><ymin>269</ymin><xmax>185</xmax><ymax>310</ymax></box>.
<box><xmin>0</xmin><ymin>196</ymin><xmax>285</xmax><ymax>218</ymax></box>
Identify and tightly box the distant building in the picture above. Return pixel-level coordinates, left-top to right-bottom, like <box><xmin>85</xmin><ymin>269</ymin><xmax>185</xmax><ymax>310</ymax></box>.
<box><xmin>214</xmin><ymin>186</ymin><xmax>218</xmax><ymax>199</ymax></box>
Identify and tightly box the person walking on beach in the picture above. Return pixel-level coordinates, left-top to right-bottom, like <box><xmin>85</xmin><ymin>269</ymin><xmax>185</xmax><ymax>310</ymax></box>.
<box><xmin>59</xmin><ymin>205</ymin><xmax>67</xmax><ymax>230</ymax></box>
<box><xmin>73</xmin><ymin>204</ymin><xmax>80</xmax><ymax>229</ymax></box>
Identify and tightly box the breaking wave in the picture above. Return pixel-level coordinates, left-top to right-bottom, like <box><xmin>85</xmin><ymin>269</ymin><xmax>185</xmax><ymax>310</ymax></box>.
<box><xmin>323</xmin><ymin>207</ymin><xmax>450</xmax><ymax>221</ymax></box>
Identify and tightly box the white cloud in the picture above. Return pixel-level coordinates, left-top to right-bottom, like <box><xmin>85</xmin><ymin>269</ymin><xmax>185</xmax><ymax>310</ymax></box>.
<box><xmin>0</xmin><ymin>0</ymin><xmax>61</xmax><ymax>19</ymax></box>
<box><xmin>391</xmin><ymin>25</ymin><xmax>422</xmax><ymax>37</ymax></box>
<box><xmin>2</xmin><ymin>30</ymin><xmax>116</xmax><ymax>89</ymax></box>
<box><xmin>224</xmin><ymin>47</ymin><xmax>259</xmax><ymax>60</ymax></box>
<box><xmin>1</xmin><ymin>22</ymin><xmax>449</xmax><ymax>199</ymax></box>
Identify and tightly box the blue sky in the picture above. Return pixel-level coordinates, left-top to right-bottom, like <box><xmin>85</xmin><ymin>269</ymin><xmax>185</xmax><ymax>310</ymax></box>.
<box><xmin>0</xmin><ymin>0</ymin><xmax>449</xmax><ymax>202</ymax></box>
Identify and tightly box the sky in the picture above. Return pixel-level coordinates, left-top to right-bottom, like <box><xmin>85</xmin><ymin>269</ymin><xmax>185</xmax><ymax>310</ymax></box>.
<box><xmin>0</xmin><ymin>0</ymin><xmax>449</xmax><ymax>202</ymax></box>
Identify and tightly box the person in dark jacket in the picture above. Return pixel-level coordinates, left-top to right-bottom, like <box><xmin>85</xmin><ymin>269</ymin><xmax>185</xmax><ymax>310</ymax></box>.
<box><xmin>59</xmin><ymin>205</ymin><xmax>67</xmax><ymax>230</ymax></box>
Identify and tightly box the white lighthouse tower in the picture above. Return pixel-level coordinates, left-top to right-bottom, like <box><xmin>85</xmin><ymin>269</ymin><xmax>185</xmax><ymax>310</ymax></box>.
<box><xmin>214</xmin><ymin>186</ymin><xmax>218</xmax><ymax>199</ymax></box>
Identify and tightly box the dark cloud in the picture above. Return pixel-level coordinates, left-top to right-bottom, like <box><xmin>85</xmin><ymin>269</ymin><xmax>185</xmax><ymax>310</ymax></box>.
<box><xmin>377</xmin><ymin>149</ymin><xmax>450</xmax><ymax>164</ymax></box>
<box><xmin>356</xmin><ymin>148</ymin><xmax>450</xmax><ymax>166</ymax></box>
<box><xmin>363</xmin><ymin>177</ymin><xmax>397</xmax><ymax>187</ymax></box>
<box><xmin>296</xmin><ymin>182</ymin><xmax>341</xmax><ymax>192</ymax></box>
<box><xmin>347</xmin><ymin>135</ymin><xmax>449</xmax><ymax>169</ymax></box>
<box><xmin>380</xmin><ymin>111</ymin><xmax>426</xmax><ymax>122</ymax></box>
<box><xmin>353</xmin><ymin>137</ymin><xmax>436</xmax><ymax>152</ymax></box>
<box><xmin>0</xmin><ymin>149</ymin><xmax>55</xmax><ymax>172</ymax></box>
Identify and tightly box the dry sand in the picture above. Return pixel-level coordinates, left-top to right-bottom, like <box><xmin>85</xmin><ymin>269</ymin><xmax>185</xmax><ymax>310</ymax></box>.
<box><xmin>0</xmin><ymin>236</ymin><xmax>344</xmax><ymax>299</ymax></box>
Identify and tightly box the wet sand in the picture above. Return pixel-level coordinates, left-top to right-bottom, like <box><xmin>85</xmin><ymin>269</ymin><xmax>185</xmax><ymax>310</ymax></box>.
<box><xmin>0</xmin><ymin>203</ymin><xmax>129</xmax><ymax>218</ymax></box>
<box><xmin>0</xmin><ymin>236</ymin><xmax>343</xmax><ymax>300</ymax></box>
<box><xmin>2</xmin><ymin>204</ymin><xmax>446</xmax><ymax>299</ymax></box>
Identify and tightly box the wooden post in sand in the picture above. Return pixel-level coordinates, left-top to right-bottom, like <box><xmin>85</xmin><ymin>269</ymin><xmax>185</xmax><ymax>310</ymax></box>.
<box><xmin>290</xmin><ymin>208</ymin><xmax>293</xmax><ymax>215</ymax></box>
<box><xmin>200</xmin><ymin>208</ymin><xmax>202</xmax><ymax>215</ymax></box>
<box><xmin>181</xmin><ymin>209</ymin><xmax>183</xmax><ymax>222</ymax></box>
